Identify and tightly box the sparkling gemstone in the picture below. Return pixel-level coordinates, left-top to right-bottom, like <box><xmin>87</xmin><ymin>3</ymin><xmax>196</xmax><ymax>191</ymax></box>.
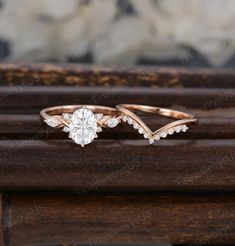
<box><xmin>182</xmin><ymin>125</ymin><xmax>188</xmax><ymax>132</ymax></box>
<box><xmin>149</xmin><ymin>139</ymin><xmax>154</xmax><ymax>144</ymax></box>
<box><xmin>175</xmin><ymin>126</ymin><xmax>182</xmax><ymax>133</ymax></box>
<box><xmin>161</xmin><ymin>132</ymin><xmax>167</xmax><ymax>138</ymax></box>
<box><xmin>133</xmin><ymin>123</ymin><xmax>139</xmax><ymax>129</ymax></box>
<box><xmin>63</xmin><ymin>126</ymin><xmax>69</xmax><ymax>132</ymax></box>
<box><xmin>138</xmin><ymin>128</ymin><xmax>144</xmax><ymax>134</ymax></box>
<box><xmin>68</xmin><ymin>108</ymin><xmax>98</xmax><ymax>146</ymax></box>
<box><xmin>122</xmin><ymin>116</ymin><xmax>127</xmax><ymax>122</ymax></box>
<box><xmin>155</xmin><ymin>135</ymin><xmax>160</xmax><ymax>141</ymax></box>
<box><xmin>45</xmin><ymin>117</ymin><xmax>59</xmax><ymax>128</ymax></box>
<box><xmin>63</xmin><ymin>113</ymin><xmax>71</xmax><ymax>121</ymax></box>
<box><xmin>168</xmin><ymin>129</ymin><xmax>174</xmax><ymax>135</ymax></box>
<box><xmin>127</xmin><ymin>117</ymin><xmax>133</xmax><ymax>124</ymax></box>
<box><xmin>107</xmin><ymin>118</ymin><xmax>119</xmax><ymax>128</ymax></box>
<box><xmin>95</xmin><ymin>113</ymin><xmax>103</xmax><ymax>120</ymax></box>
<box><xmin>144</xmin><ymin>133</ymin><xmax>149</xmax><ymax>139</ymax></box>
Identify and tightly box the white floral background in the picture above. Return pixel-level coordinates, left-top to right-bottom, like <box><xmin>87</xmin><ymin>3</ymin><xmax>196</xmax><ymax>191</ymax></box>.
<box><xmin>0</xmin><ymin>0</ymin><xmax>235</xmax><ymax>66</ymax></box>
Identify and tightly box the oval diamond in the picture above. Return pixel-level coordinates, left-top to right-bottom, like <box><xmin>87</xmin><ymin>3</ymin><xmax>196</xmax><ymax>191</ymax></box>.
<box><xmin>69</xmin><ymin>108</ymin><xmax>98</xmax><ymax>147</ymax></box>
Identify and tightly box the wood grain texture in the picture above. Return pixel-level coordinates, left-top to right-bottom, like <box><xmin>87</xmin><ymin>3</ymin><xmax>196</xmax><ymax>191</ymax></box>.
<box><xmin>1</xmin><ymin>194</ymin><xmax>10</xmax><ymax>246</ymax></box>
<box><xmin>1</xmin><ymin>63</ymin><xmax>235</xmax><ymax>88</ymax></box>
<box><xmin>0</xmin><ymin>114</ymin><xmax>234</xmax><ymax>140</ymax></box>
<box><xmin>0</xmin><ymin>195</ymin><xmax>4</xmax><ymax>246</ymax></box>
<box><xmin>7</xmin><ymin>193</ymin><xmax>235</xmax><ymax>245</ymax></box>
<box><xmin>0</xmin><ymin>63</ymin><xmax>235</xmax><ymax>245</ymax></box>
<box><xmin>0</xmin><ymin>140</ymin><xmax>234</xmax><ymax>192</ymax></box>
<box><xmin>0</xmin><ymin>87</ymin><xmax>234</xmax><ymax>114</ymax></box>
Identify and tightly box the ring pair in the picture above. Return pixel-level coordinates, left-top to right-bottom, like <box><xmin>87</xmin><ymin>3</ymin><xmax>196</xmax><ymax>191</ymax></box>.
<box><xmin>40</xmin><ymin>104</ymin><xmax>198</xmax><ymax>147</ymax></box>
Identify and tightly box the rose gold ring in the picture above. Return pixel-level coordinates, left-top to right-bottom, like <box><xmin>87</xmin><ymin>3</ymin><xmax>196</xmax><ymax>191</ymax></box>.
<box><xmin>40</xmin><ymin>105</ymin><xmax>121</xmax><ymax>147</ymax></box>
<box><xmin>116</xmin><ymin>104</ymin><xmax>198</xmax><ymax>144</ymax></box>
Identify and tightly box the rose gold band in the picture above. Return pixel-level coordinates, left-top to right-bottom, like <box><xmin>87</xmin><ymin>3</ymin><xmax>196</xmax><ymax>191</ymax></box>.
<box><xmin>116</xmin><ymin>104</ymin><xmax>198</xmax><ymax>144</ymax></box>
<box><xmin>40</xmin><ymin>105</ymin><xmax>120</xmax><ymax>128</ymax></box>
<box><xmin>40</xmin><ymin>104</ymin><xmax>198</xmax><ymax>146</ymax></box>
<box><xmin>40</xmin><ymin>105</ymin><xmax>121</xmax><ymax>147</ymax></box>
<box><xmin>41</xmin><ymin>105</ymin><xmax>118</xmax><ymax>118</ymax></box>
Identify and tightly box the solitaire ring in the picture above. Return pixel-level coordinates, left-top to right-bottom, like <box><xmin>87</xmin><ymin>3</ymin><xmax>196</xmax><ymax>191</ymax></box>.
<box><xmin>40</xmin><ymin>105</ymin><xmax>121</xmax><ymax>147</ymax></box>
<box><xmin>116</xmin><ymin>104</ymin><xmax>198</xmax><ymax>144</ymax></box>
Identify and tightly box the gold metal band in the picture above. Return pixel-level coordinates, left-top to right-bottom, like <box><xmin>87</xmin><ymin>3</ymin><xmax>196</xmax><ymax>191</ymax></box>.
<box><xmin>40</xmin><ymin>104</ymin><xmax>198</xmax><ymax>146</ymax></box>
<box><xmin>40</xmin><ymin>105</ymin><xmax>121</xmax><ymax>147</ymax></box>
<box><xmin>116</xmin><ymin>104</ymin><xmax>198</xmax><ymax>144</ymax></box>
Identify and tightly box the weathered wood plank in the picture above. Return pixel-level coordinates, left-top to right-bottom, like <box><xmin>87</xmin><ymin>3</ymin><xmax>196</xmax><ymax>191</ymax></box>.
<box><xmin>0</xmin><ymin>87</ymin><xmax>234</xmax><ymax>113</ymax></box>
<box><xmin>0</xmin><ymin>63</ymin><xmax>234</xmax><ymax>246</ymax></box>
<box><xmin>0</xmin><ymin>194</ymin><xmax>4</xmax><ymax>246</ymax></box>
<box><xmin>8</xmin><ymin>193</ymin><xmax>235</xmax><ymax>245</ymax></box>
<box><xmin>0</xmin><ymin>140</ymin><xmax>234</xmax><ymax>192</ymax></box>
<box><xmin>1</xmin><ymin>63</ymin><xmax>235</xmax><ymax>88</ymax></box>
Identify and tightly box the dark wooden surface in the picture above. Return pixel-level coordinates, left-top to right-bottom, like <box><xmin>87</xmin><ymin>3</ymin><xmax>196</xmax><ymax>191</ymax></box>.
<box><xmin>0</xmin><ymin>195</ymin><xmax>4</xmax><ymax>246</ymax></box>
<box><xmin>0</xmin><ymin>63</ymin><xmax>234</xmax><ymax>245</ymax></box>
<box><xmin>0</xmin><ymin>140</ymin><xmax>234</xmax><ymax>192</ymax></box>
<box><xmin>4</xmin><ymin>193</ymin><xmax>235</xmax><ymax>245</ymax></box>
<box><xmin>0</xmin><ymin>87</ymin><xmax>234</xmax><ymax>113</ymax></box>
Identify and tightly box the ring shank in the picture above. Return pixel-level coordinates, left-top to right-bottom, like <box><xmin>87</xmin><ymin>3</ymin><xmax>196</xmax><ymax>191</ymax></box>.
<box><xmin>40</xmin><ymin>105</ymin><xmax>118</xmax><ymax>120</ymax></box>
<box><xmin>117</xmin><ymin>104</ymin><xmax>196</xmax><ymax>120</ymax></box>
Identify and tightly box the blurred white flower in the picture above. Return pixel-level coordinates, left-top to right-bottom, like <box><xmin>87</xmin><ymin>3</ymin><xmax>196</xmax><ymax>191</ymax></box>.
<box><xmin>0</xmin><ymin>0</ymin><xmax>234</xmax><ymax>66</ymax></box>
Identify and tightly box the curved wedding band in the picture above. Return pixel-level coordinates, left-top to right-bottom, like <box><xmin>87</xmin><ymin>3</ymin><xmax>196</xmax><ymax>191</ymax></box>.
<box><xmin>116</xmin><ymin>104</ymin><xmax>198</xmax><ymax>144</ymax></box>
<box><xmin>40</xmin><ymin>105</ymin><xmax>121</xmax><ymax>147</ymax></box>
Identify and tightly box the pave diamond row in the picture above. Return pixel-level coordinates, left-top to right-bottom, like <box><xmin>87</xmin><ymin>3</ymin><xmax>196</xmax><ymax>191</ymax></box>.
<box><xmin>154</xmin><ymin>125</ymin><xmax>189</xmax><ymax>141</ymax></box>
<box><xmin>122</xmin><ymin>115</ymin><xmax>152</xmax><ymax>141</ymax></box>
<box><xmin>122</xmin><ymin>115</ymin><xmax>189</xmax><ymax>144</ymax></box>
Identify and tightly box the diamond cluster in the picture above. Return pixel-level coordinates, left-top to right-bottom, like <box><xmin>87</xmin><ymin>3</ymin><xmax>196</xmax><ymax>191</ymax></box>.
<box><xmin>122</xmin><ymin>115</ymin><xmax>189</xmax><ymax>144</ymax></box>
<box><xmin>45</xmin><ymin>107</ymin><xmax>120</xmax><ymax>147</ymax></box>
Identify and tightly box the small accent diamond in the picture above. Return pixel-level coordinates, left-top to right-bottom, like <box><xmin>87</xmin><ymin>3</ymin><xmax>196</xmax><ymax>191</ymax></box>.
<box><xmin>144</xmin><ymin>133</ymin><xmax>149</xmax><ymax>139</ymax></box>
<box><xmin>161</xmin><ymin>132</ymin><xmax>167</xmax><ymax>138</ymax></box>
<box><xmin>127</xmin><ymin>117</ymin><xmax>133</xmax><ymax>124</ymax></box>
<box><xmin>107</xmin><ymin>118</ymin><xmax>119</xmax><ymax>128</ymax></box>
<box><xmin>122</xmin><ymin>115</ymin><xmax>127</xmax><ymax>122</ymax></box>
<box><xmin>63</xmin><ymin>113</ymin><xmax>71</xmax><ymax>121</ymax></box>
<box><xmin>63</xmin><ymin>126</ymin><xmax>69</xmax><ymax>133</ymax></box>
<box><xmin>155</xmin><ymin>135</ymin><xmax>160</xmax><ymax>141</ymax></box>
<box><xmin>149</xmin><ymin>139</ymin><xmax>154</xmax><ymax>144</ymax></box>
<box><xmin>95</xmin><ymin>113</ymin><xmax>103</xmax><ymax>121</ymax></box>
<box><xmin>133</xmin><ymin>123</ymin><xmax>139</xmax><ymax>129</ymax></box>
<box><xmin>168</xmin><ymin>129</ymin><xmax>174</xmax><ymax>135</ymax></box>
<box><xmin>182</xmin><ymin>125</ymin><xmax>188</xmax><ymax>132</ymax></box>
<box><xmin>175</xmin><ymin>126</ymin><xmax>182</xmax><ymax>133</ymax></box>
<box><xmin>45</xmin><ymin>117</ymin><xmax>59</xmax><ymax>128</ymax></box>
<box><xmin>138</xmin><ymin>128</ymin><xmax>144</xmax><ymax>134</ymax></box>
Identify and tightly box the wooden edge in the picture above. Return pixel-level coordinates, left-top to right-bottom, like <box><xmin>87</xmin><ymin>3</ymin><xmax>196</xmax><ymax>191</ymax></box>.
<box><xmin>0</xmin><ymin>140</ymin><xmax>234</xmax><ymax>192</ymax></box>
<box><xmin>0</xmin><ymin>87</ymin><xmax>234</xmax><ymax>111</ymax></box>
<box><xmin>0</xmin><ymin>195</ymin><xmax>3</xmax><ymax>246</ymax></box>
<box><xmin>0</xmin><ymin>63</ymin><xmax>235</xmax><ymax>87</ymax></box>
<box><xmin>8</xmin><ymin>193</ymin><xmax>235</xmax><ymax>245</ymax></box>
